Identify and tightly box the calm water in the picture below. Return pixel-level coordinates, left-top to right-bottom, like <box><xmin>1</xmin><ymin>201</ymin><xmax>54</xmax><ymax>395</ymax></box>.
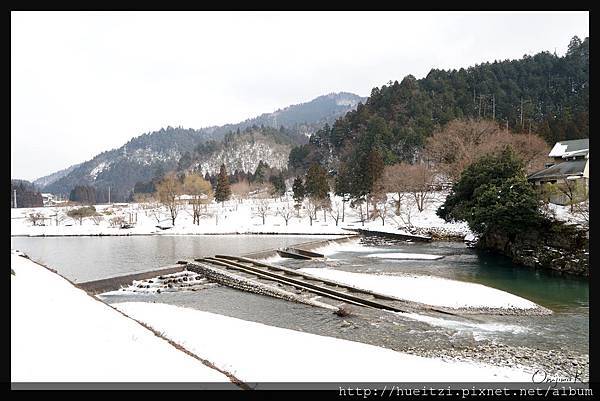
<box><xmin>11</xmin><ymin>235</ymin><xmax>340</xmax><ymax>282</ymax></box>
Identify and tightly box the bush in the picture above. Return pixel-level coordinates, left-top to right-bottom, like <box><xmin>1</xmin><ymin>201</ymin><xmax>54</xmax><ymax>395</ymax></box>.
<box><xmin>438</xmin><ymin>147</ymin><xmax>547</xmax><ymax>236</ymax></box>
<box><xmin>66</xmin><ymin>206</ymin><xmax>98</xmax><ymax>225</ymax></box>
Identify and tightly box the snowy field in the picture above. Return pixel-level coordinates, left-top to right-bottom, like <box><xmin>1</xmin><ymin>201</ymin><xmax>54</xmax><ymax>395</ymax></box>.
<box><xmin>11</xmin><ymin>192</ymin><xmax>471</xmax><ymax>238</ymax></box>
<box><xmin>113</xmin><ymin>302</ymin><xmax>535</xmax><ymax>383</ymax></box>
<box><xmin>10</xmin><ymin>251</ymin><xmax>229</xmax><ymax>382</ymax></box>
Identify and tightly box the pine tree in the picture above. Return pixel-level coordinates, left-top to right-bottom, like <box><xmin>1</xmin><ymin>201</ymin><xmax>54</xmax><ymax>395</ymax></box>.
<box><xmin>269</xmin><ymin>172</ymin><xmax>286</xmax><ymax>197</ymax></box>
<box><xmin>215</xmin><ymin>164</ymin><xmax>231</xmax><ymax>203</ymax></box>
<box><xmin>292</xmin><ymin>177</ymin><xmax>305</xmax><ymax>204</ymax></box>
<box><xmin>304</xmin><ymin>164</ymin><xmax>329</xmax><ymax>201</ymax></box>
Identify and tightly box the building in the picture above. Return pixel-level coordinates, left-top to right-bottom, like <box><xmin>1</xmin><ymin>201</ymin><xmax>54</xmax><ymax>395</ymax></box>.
<box><xmin>528</xmin><ymin>138</ymin><xmax>589</xmax><ymax>205</ymax></box>
<box><xmin>41</xmin><ymin>193</ymin><xmax>54</xmax><ymax>206</ymax></box>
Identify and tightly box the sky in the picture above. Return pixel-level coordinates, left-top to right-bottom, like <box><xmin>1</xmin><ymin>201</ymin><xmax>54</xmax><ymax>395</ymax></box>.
<box><xmin>11</xmin><ymin>11</ymin><xmax>589</xmax><ymax>181</ymax></box>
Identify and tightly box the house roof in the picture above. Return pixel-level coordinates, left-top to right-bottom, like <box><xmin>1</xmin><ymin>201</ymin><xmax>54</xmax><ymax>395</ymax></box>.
<box><xmin>548</xmin><ymin>138</ymin><xmax>589</xmax><ymax>158</ymax></box>
<box><xmin>528</xmin><ymin>159</ymin><xmax>587</xmax><ymax>181</ymax></box>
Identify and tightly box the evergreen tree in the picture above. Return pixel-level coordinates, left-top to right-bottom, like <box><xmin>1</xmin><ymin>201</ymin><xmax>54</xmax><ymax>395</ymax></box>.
<box><xmin>252</xmin><ymin>160</ymin><xmax>269</xmax><ymax>184</ymax></box>
<box><xmin>304</xmin><ymin>164</ymin><xmax>329</xmax><ymax>201</ymax></box>
<box><xmin>215</xmin><ymin>164</ymin><xmax>231</xmax><ymax>202</ymax></box>
<box><xmin>292</xmin><ymin>176</ymin><xmax>305</xmax><ymax>204</ymax></box>
<box><xmin>269</xmin><ymin>172</ymin><xmax>286</xmax><ymax>197</ymax></box>
<box><xmin>438</xmin><ymin>147</ymin><xmax>545</xmax><ymax>236</ymax></box>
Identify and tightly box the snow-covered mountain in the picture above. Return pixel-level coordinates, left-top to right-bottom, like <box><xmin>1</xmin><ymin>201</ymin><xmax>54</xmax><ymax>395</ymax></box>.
<box><xmin>38</xmin><ymin>92</ymin><xmax>366</xmax><ymax>201</ymax></box>
<box><xmin>32</xmin><ymin>163</ymin><xmax>81</xmax><ymax>190</ymax></box>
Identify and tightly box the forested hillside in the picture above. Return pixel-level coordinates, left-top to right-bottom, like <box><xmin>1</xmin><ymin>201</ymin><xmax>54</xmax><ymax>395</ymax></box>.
<box><xmin>289</xmin><ymin>36</ymin><xmax>589</xmax><ymax>179</ymax></box>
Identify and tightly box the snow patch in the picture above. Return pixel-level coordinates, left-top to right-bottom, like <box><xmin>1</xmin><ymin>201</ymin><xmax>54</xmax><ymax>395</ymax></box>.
<box><xmin>297</xmin><ymin>268</ymin><xmax>541</xmax><ymax>311</ymax></box>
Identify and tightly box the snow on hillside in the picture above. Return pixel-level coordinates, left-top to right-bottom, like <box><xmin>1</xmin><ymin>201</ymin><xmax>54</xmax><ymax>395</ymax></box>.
<box><xmin>198</xmin><ymin>139</ymin><xmax>291</xmax><ymax>175</ymax></box>
<box><xmin>10</xmin><ymin>250</ymin><xmax>229</xmax><ymax>382</ymax></box>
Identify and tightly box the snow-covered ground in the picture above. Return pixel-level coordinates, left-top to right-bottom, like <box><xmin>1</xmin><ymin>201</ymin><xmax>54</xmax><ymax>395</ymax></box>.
<box><xmin>297</xmin><ymin>268</ymin><xmax>544</xmax><ymax>312</ymax></box>
<box><xmin>10</xmin><ymin>251</ymin><xmax>229</xmax><ymax>382</ymax></box>
<box><xmin>10</xmin><ymin>191</ymin><xmax>471</xmax><ymax>238</ymax></box>
<box><xmin>544</xmin><ymin>202</ymin><xmax>589</xmax><ymax>227</ymax></box>
<box><xmin>114</xmin><ymin>302</ymin><xmax>535</xmax><ymax>383</ymax></box>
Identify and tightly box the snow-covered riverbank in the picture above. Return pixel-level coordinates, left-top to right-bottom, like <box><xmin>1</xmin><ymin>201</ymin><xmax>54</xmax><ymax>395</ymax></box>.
<box><xmin>10</xmin><ymin>250</ymin><xmax>230</xmax><ymax>382</ymax></box>
<box><xmin>11</xmin><ymin>192</ymin><xmax>471</xmax><ymax>238</ymax></box>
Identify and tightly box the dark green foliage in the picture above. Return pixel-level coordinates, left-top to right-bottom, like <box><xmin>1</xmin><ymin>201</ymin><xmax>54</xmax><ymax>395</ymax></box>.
<box><xmin>133</xmin><ymin>180</ymin><xmax>156</xmax><ymax>194</ymax></box>
<box><xmin>287</xmin><ymin>36</ymin><xmax>589</xmax><ymax>177</ymax></box>
<box><xmin>11</xmin><ymin>180</ymin><xmax>43</xmax><ymax>208</ymax></box>
<box><xmin>292</xmin><ymin>177</ymin><xmax>305</xmax><ymax>204</ymax></box>
<box><xmin>252</xmin><ymin>161</ymin><xmax>269</xmax><ymax>184</ymax></box>
<box><xmin>177</xmin><ymin>151</ymin><xmax>193</xmax><ymax>171</ymax></box>
<box><xmin>215</xmin><ymin>164</ymin><xmax>231</xmax><ymax>202</ymax></box>
<box><xmin>69</xmin><ymin>185</ymin><xmax>96</xmax><ymax>204</ymax></box>
<box><xmin>269</xmin><ymin>172</ymin><xmax>286</xmax><ymax>197</ymax></box>
<box><xmin>438</xmin><ymin>147</ymin><xmax>546</xmax><ymax>236</ymax></box>
<box><xmin>304</xmin><ymin>164</ymin><xmax>329</xmax><ymax>201</ymax></box>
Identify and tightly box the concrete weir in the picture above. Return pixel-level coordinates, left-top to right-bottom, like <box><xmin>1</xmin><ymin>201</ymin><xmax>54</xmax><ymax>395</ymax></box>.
<box><xmin>77</xmin><ymin>235</ymin><xmax>358</xmax><ymax>295</ymax></box>
<box><xmin>77</xmin><ymin>265</ymin><xmax>185</xmax><ymax>295</ymax></box>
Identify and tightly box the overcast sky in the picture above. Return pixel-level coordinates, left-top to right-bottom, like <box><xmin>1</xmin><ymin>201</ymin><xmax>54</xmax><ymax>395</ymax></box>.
<box><xmin>11</xmin><ymin>11</ymin><xmax>589</xmax><ymax>181</ymax></box>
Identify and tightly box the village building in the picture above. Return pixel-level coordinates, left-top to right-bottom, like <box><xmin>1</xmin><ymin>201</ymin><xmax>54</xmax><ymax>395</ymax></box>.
<box><xmin>528</xmin><ymin>138</ymin><xmax>589</xmax><ymax>205</ymax></box>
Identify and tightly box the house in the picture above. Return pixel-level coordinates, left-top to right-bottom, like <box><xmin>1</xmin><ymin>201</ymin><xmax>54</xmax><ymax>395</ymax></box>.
<box><xmin>41</xmin><ymin>193</ymin><xmax>54</xmax><ymax>206</ymax></box>
<box><xmin>528</xmin><ymin>138</ymin><xmax>589</xmax><ymax>205</ymax></box>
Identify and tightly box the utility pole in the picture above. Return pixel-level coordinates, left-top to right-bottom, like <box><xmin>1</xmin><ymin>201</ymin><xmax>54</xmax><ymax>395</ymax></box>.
<box><xmin>13</xmin><ymin>189</ymin><xmax>17</xmax><ymax>208</ymax></box>
<box><xmin>520</xmin><ymin>98</ymin><xmax>524</xmax><ymax>128</ymax></box>
<box><xmin>108</xmin><ymin>186</ymin><xmax>111</xmax><ymax>204</ymax></box>
<box><xmin>519</xmin><ymin>98</ymin><xmax>531</xmax><ymax>130</ymax></box>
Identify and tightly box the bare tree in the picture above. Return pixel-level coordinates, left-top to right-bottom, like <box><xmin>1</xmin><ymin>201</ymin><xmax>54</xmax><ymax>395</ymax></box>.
<box><xmin>183</xmin><ymin>173</ymin><xmax>213</xmax><ymax>225</ymax></box>
<box><xmin>425</xmin><ymin>118</ymin><xmax>551</xmax><ymax>182</ymax></box>
<box><xmin>51</xmin><ymin>210</ymin><xmax>68</xmax><ymax>226</ymax></box>
<box><xmin>231</xmin><ymin>179</ymin><xmax>252</xmax><ymax>204</ymax></box>
<box><xmin>371</xmin><ymin>193</ymin><xmax>391</xmax><ymax>226</ymax></box>
<box><xmin>381</xmin><ymin>164</ymin><xmax>408</xmax><ymax>215</ymax></box>
<box><xmin>572</xmin><ymin>198</ymin><xmax>589</xmax><ymax>228</ymax></box>
<box><xmin>303</xmin><ymin>197</ymin><xmax>319</xmax><ymax>226</ymax></box>
<box><xmin>155</xmin><ymin>172</ymin><xmax>183</xmax><ymax>226</ymax></box>
<box><xmin>109</xmin><ymin>215</ymin><xmax>126</xmax><ymax>228</ymax></box>
<box><xmin>91</xmin><ymin>214</ymin><xmax>104</xmax><ymax>225</ymax></box>
<box><xmin>406</xmin><ymin>164</ymin><xmax>435</xmax><ymax>212</ymax></box>
<box><xmin>253</xmin><ymin>198</ymin><xmax>271</xmax><ymax>225</ymax></box>
<box><xmin>276</xmin><ymin>203</ymin><xmax>295</xmax><ymax>226</ymax></box>
<box><xmin>26</xmin><ymin>212</ymin><xmax>45</xmax><ymax>226</ymax></box>
<box><xmin>351</xmin><ymin>198</ymin><xmax>367</xmax><ymax>226</ymax></box>
<box><xmin>328</xmin><ymin>198</ymin><xmax>343</xmax><ymax>226</ymax></box>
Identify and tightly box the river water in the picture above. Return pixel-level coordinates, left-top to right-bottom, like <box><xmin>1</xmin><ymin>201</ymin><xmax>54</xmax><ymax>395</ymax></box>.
<box><xmin>12</xmin><ymin>234</ymin><xmax>589</xmax><ymax>377</ymax></box>
<box><xmin>11</xmin><ymin>235</ymin><xmax>339</xmax><ymax>282</ymax></box>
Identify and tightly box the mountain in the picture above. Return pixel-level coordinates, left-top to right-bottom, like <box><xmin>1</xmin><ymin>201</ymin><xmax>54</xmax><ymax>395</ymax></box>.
<box><xmin>33</xmin><ymin>163</ymin><xmax>82</xmax><ymax>190</ymax></box>
<box><xmin>39</xmin><ymin>92</ymin><xmax>366</xmax><ymax>201</ymax></box>
<box><xmin>201</xmin><ymin>92</ymin><xmax>366</xmax><ymax>139</ymax></box>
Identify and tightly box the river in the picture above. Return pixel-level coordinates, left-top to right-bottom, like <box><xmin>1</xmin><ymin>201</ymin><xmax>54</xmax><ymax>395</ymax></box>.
<box><xmin>12</xmin><ymin>234</ymin><xmax>589</xmax><ymax>379</ymax></box>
